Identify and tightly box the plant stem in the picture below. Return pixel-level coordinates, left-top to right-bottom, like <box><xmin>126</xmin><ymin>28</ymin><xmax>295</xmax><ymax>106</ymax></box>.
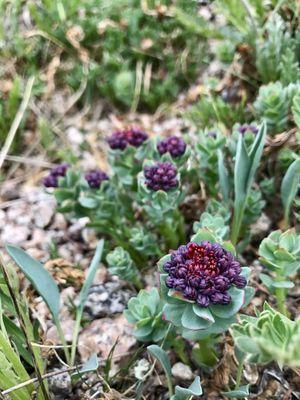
<box><xmin>234</xmin><ymin>355</ymin><xmax>245</xmax><ymax>390</ymax></box>
<box><xmin>275</xmin><ymin>287</ymin><xmax>288</xmax><ymax>316</ymax></box>
<box><xmin>157</xmin><ymin>220</ymin><xmax>179</xmax><ymax>249</ymax></box>
<box><xmin>175</xmin><ymin>210</ymin><xmax>186</xmax><ymax>244</ymax></box>
<box><xmin>55</xmin><ymin>318</ymin><xmax>71</xmax><ymax>365</ymax></box>
<box><xmin>197</xmin><ymin>337</ymin><xmax>218</xmax><ymax>367</ymax></box>
<box><xmin>133</xmin><ymin>275</ymin><xmax>143</xmax><ymax>290</ymax></box>
<box><xmin>231</xmin><ymin>205</ymin><xmax>245</xmax><ymax>246</ymax></box>
<box><xmin>70</xmin><ymin>311</ymin><xmax>82</xmax><ymax>366</ymax></box>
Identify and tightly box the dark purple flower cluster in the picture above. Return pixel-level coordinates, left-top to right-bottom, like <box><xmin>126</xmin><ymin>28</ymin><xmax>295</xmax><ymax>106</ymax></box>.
<box><xmin>163</xmin><ymin>241</ymin><xmax>246</xmax><ymax>307</ymax></box>
<box><xmin>144</xmin><ymin>161</ymin><xmax>178</xmax><ymax>191</ymax></box>
<box><xmin>85</xmin><ymin>169</ymin><xmax>108</xmax><ymax>189</ymax></box>
<box><xmin>43</xmin><ymin>163</ymin><xmax>69</xmax><ymax>188</ymax></box>
<box><xmin>237</xmin><ymin>124</ymin><xmax>258</xmax><ymax>135</ymax></box>
<box><xmin>157</xmin><ymin>136</ymin><xmax>186</xmax><ymax>158</ymax></box>
<box><xmin>107</xmin><ymin>128</ymin><xmax>148</xmax><ymax>150</ymax></box>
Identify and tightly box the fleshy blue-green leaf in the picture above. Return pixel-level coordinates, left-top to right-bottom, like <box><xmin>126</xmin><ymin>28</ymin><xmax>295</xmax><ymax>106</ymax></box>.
<box><xmin>78</xmin><ymin>240</ymin><xmax>104</xmax><ymax>311</ymax></box>
<box><xmin>221</xmin><ymin>384</ymin><xmax>250</xmax><ymax>398</ymax></box>
<box><xmin>272</xmin><ymin>281</ymin><xmax>294</xmax><ymax>289</ymax></box>
<box><xmin>71</xmin><ymin>353</ymin><xmax>99</xmax><ymax>381</ymax></box>
<box><xmin>171</xmin><ymin>376</ymin><xmax>203</xmax><ymax>399</ymax></box>
<box><xmin>193</xmin><ymin>304</ymin><xmax>215</xmax><ymax>323</ymax></box>
<box><xmin>147</xmin><ymin>345</ymin><xmax>173</xmax><ymax>395</ymax></box>
<box><xmin>182</xmin><ymin>304</ymin><xmax>212</xmax><ymax>330</ymax></box>
<box><xmin>281</xmin><ymin>158</ymin><xmax>300</xmax><ymax>224</ymax></box>
<box><xmin>210</xmin><ymin>288</ymin><xmax>245</xmax><ymax>319</ymax></box>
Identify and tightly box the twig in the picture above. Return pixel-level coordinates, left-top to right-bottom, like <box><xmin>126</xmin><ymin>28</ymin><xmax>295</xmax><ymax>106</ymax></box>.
<box><xmin>4</xmin><ymin>155</ymin><xmax>54</xmax><ymax>168</ymax></box>
<box><xmin>0</xmin><ymin>76</ymin><xmax>35</xmax><ymax>170</ymax></box>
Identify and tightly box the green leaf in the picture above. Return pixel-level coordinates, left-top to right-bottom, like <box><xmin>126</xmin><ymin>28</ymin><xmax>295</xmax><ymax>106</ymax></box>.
<box><xmin>217</xmin><ymin>149</ymin><xmax>229</xmax><ymax>202</ymax></box>
<box><xmin>232</xmin><ymin>122</ymin><xmax>266</xmax><ymax>243</ymax></box>
<box><xmin>191</xmin><ymin>229</ymin><xmax>217</xmax><ymax>244</ymax></box>
<box><xmin>221</xmin><ymin>384</ymin><xmax>250</xmax><ymax>398</ymax></box>
<box><xmin>260</xmin><ymin>273</ymin><xmax>274</xmax><ymax>288</ymax></box>
<box><xmin>182</xmin><ymin>304</ymin><xmax>212</xmax><ymax>330</ymax></box>
<box><xmin>235</xmin><ymin>337</ymin><xmax>260</xmax><ymax>354</ymax></box>
<box><xmin>210</xmin><ymin>288</ymin><xmax>245</xmax><ymax>319</ymax></box>
<box><xmin>147</xmin><ymin>345</ymin><xmax>173</xmax><ymax>395</ymax></box>
<box><xmin>77</xmin><ymin>240</ymin><xmax>104</xmax><ymax>312</ymax></box>
<box><xmin>71</xmin><ymin>353</ymin><xmax>99</xmax><ymax>381</ymax></box>
<box><xmin>163</xmin><ymin>303</ymin><xmax>187</xmax><ymax>327</ymax></box>
<box><xmin>79</xmin><ymin>196</ymin><xmax>98</xmax><ymax>209</ymax></box>
<box><xmin>281</xmin><ymin>158</ymin><xmax>300</xmax><ymax>224</ymax></box>
<box><xmin>272</xmin><ymin>281</ymin><xmax>294</xmax><ymax>288</ymax></box>
<box><xmin>6</xmin><ymin>245</ymin><xmax>60</xmax><ymax>321</ymax></box>
<box><xmin>192</xmin><ymin>304</ymin><xmax>215</xmax><ymax>323</ymax></box>
<box><xmin>172</xmin><ymin>376</ymin><xmax>203</xmax><ymax>400</ymax></box>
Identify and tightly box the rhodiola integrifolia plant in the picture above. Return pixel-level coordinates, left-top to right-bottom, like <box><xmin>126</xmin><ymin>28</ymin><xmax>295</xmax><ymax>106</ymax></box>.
<box><xmin>156</xmin><ymin>227</ymin><xmax>253</xmax><ymax>366</ymax></box>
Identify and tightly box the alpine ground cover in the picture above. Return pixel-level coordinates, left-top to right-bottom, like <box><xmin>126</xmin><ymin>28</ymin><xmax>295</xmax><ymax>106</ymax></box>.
<box><xmin>0</xmin><ymin>1</ymin><xmax>299</xmax><ymax>399</ymax></box>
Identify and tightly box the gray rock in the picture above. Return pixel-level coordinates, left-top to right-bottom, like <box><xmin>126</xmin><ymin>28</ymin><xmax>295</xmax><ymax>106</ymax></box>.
<box><xmin>251</xmin><ymin>213</ymin><xmax>271</xmax><ymax>238</ymax></box>
<box><xmin>82</xmin><ymin>281</ymin><xmax>133</xmax><ymax>318</ymax></box>
<box><xmin>48</xmin><ymin>368</ymin><xmax>71</xmax><ymax>399</ymax></box>
<box><xmin>171</xmin><ymin>362</ymin><xmax>193</xmax><ymax>381</ymax></box>
<box><xmin>1</xmin><ymin>224</ymin><xmax>30</xmax><ymax>244</ymax></box>
<box><xmin>33</xmin><ymin>199</ymin><xmax>56</xmax><ymax>228</ymax></box>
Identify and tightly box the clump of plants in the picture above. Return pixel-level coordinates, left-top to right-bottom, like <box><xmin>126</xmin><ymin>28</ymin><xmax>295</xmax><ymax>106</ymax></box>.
<box><xmin>37</xmin><ymin>112</ymin><xmax>300</xmax><ymax>397</ymax></box>
<box><xmin>1</xmin><ymin>0</ymin><xmax>216</xmax><ymax>111</ymax></box>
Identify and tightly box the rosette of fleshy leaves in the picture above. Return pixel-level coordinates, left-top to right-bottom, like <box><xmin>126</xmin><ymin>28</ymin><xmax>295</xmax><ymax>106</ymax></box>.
<box><xmin>124</xmin><ymin>288</ymin><xmax>169</xmax><ymax>342</ymax></box>
<box><xmin>254</xmin><ymin>82</ymin><xmax>289</xmax><ymax>134</ymax></box>
<box><xmin>106</xmin><ymin>246</ymin><xmax>142</xmax><ymax>288</ymax></box>
<box><xmin>129</xmin><ymin>225</ymin><xmax>160</xmax><ymax>258</ymax></box>
<box><xmin>193</xmin><ymin>212</ymin><xmax>229</xmax><ymax>241</ymax></box>
<box><xmin>107</xmin><ymin>128</ymin><xmax>149</xmax><ymax>187</ymax></box>
<box><xmin>258</xmin><ymin>229</ymin><xmax>300</xmax><ymax>292</ymax></box>
<box><xmin>195</xmin><ymin>129</ymin><xmax>226</xmax><ymax>196</ymax></box>
<box><xmin>231</xmin><ymin>302</ymin><xmax>300</xmax><ymax>367</ymax></box>
<box><xmin>158</xmin><ymin>229</ymin><xmax>253</xmax><ymax>340</ymax></box>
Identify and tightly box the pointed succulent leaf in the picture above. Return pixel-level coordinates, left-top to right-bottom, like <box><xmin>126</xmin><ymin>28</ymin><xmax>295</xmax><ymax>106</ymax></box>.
<box><xmin>172</xmin><ymin>376</ymin><xmax>203</xmax><ymax>400</ymax></box>
<box><xmin>210</xmin><ymin>288</ymin><xmax>245</xmax><ymax>319</ymax></box>
<box><xmin>181</xmin><ymin>304</ymin><xmax>212</xmax><ymax>330</ymax></box>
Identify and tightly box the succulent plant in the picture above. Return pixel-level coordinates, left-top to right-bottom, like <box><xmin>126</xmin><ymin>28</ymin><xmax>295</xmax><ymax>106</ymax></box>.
<box><xmin>106</xmin><ymin>247</ymin><xmax>142</xmax><ymax>288</ymax></box>
<box><xmin>129</xmin><ymin>226</ymin><xmax>159</xmax><ymax>257</ymax></box>
<box><xmin>124</xmin><ymin>288</ymin><xmax>169</xmax><ymax>342</ymax></box>
<box><xmin>259</xmin><ymin>229</ymin><xmax>300</xmax><ymax>315</ymax></box>
<box><xmin>259</xmin><ymin>229</ymin><xmax>300</xmax><ymax>282</ymax></box>
<box><xmin>195</xmin><ymin>129</ymin><xmax>226</xmax><ymax>196</ymax></box>
<box><xmin>231</xmin><ymin>302</ymin><xmax>300</xmax><ymax>367</ymax></box>
<box><xmin>254</xmin><ymin>82</ymin><xmax>289</xmax><ymax>134</ymax></box>
<box><xmin>158</xmin><ymin>229</ymin><xmax>252</xmax><ymax>340</ymax></box>
<box><xmin>193</xmin><ymin>212</ymin><xmax>229</xmax><ymax>241</ymax></box>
